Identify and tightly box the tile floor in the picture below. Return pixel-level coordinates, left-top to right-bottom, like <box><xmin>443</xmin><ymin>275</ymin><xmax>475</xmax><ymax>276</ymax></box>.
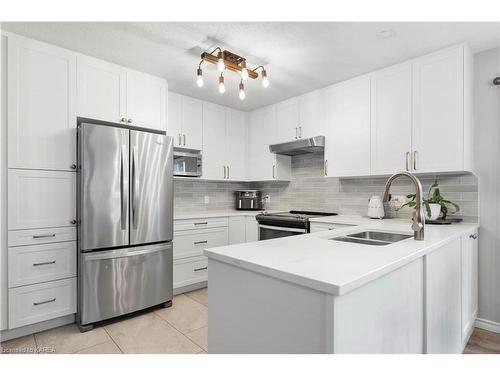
<box><xmin>2</xmin><ymin>286</ymin><xmax>500</xmax><ymax>354</ymax></box>
<box><xmin>0</xmin><ymin>288</ymin><xmax>208</xmax><ymax>354</ymax></box>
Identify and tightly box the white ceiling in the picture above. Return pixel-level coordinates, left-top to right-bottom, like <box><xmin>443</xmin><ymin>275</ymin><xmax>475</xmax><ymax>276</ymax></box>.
<box><xmin>2</xmin><ymin>22</ymin><xmax>499</xmax><ymax>111</ymax></box>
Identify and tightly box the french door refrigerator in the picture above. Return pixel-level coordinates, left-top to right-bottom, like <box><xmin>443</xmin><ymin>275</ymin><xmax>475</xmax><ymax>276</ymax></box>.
<box><xmin>77</xmin><ymin>118</ymin><xmax>173</xmax><ymax>331</ymax></box>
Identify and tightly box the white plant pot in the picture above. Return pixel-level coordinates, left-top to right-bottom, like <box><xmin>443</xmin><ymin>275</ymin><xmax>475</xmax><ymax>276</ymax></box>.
<box><xmin>427</xmin><ymin>203</ymin><xmax>441</xmax><ymax>220</ymax></box>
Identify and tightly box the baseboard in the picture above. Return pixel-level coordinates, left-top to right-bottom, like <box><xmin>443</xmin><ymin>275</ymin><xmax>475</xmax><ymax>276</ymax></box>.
<box><xmin>475</xmin><ymin>318</ymin><xmax>500</xmax><ymax>334</ymax></box>
<box><xmin>174</xmin><ymin>281</ymin><xmax>207</xmax><ymax>296</ymax></box>
<box><xmin>0</xmin><ymin>314</ymin><xmax>75</xmax><ymax>342</ymax></box>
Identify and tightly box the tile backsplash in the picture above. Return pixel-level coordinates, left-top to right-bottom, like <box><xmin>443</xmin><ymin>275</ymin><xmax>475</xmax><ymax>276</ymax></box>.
<box><xmin>174</xmin><ymin>152</ymin><xmax>478</xmax><ymax>222</ymax></box>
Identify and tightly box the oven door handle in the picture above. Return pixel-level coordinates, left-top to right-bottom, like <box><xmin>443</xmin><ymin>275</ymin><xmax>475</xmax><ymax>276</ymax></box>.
<box><xmin>258</xmin><ymin>224</ymin><xmax>307</xmax><ymax>234</ymax></box>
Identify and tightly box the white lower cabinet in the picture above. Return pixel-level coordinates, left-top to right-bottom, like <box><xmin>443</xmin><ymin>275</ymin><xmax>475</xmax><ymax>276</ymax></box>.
<box><xmin>229</xmin><ymin>217</ymin><xmax>246</xmax><ymax>245</ymax></box>
<box><xmin>245</xmin><ymin>216</ymin><xmax>259</xmax><ymax>242</ymax></box>
<box><xmin>461</xmin><ymin>230</ymin><xmax>479</xmax><ymax>346</ymax></box>
<box><xmin>8</xmin><ymin>227</ymin><xmax>77</xmax><ymax>247</ymax></box>
<box><xmin>309</xmin><ymin>222</ymin><xmax>356</xmax><ymax>233</ymax></box>
<box><xmin>173</xmin><ymin>256</ymin><xmax>208</xmax><ymax>290</ymax></box>
<box><xmin>8</xmin><ymin>169</ymin><xmax>76</xmax><ymax>230</ymax></box>
<box><xmin>173</xmin><ymin>227</ymin><xmax>229</xmax><ymax>260</ymax></box>
<box><xmin>8</xmin><ymin>277</ymin><xmax>77</xmax><ymax>329</ymax></box>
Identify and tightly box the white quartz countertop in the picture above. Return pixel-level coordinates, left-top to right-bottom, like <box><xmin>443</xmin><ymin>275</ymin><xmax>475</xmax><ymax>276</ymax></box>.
<box><xmin>204</xmin><ymin>216</ymin><xmax>478</xmax><ymax>296</ymax></box>
<box><xmin>174</xmin><ymin>210</ymin><xmax>264</xmax><ymax>220</ymax></box>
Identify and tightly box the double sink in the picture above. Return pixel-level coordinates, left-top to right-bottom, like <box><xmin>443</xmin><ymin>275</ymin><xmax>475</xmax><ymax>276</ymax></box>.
<box><xmin>331</xmin><ymin>231</ymin><xmax>413</xmax><ymax>246</ymax></box>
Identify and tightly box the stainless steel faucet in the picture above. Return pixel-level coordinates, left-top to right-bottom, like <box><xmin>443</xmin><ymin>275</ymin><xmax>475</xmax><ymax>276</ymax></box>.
<box><xmin>382</xmin><ymin>171</ymin><xmax>425</xmax><ymax>240</ymax></box>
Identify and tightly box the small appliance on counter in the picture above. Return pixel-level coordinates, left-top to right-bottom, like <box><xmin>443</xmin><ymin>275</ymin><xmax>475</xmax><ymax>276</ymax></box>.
<box><xmin>367</xmin><ymin>196</ymin><xmax>385</xmax><ymax>219</ymax></box>
<box><xmin>235</xmin><ymin>190</ymin><xmax>263</xmax><ymax>210</ymax></box>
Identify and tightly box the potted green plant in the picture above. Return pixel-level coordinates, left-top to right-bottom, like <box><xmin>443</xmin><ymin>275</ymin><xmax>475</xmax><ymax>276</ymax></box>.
<box><xmin>401</xmin><ymin>180</ymin><xmax>460</xmax><ymax>220</ymax></box>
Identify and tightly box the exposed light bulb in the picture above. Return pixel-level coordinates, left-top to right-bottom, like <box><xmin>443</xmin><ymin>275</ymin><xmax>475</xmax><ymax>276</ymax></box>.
<box><xmin>217</xmin><ymin>51</ymin><xmax>225</xmax><ymax>72</ymax></box>
<box><xmin>239</xmin><ymin>80</ymin><xmax>245</xmax><ymax>100</ymax></box>
<box><xmin>218</xmin><ymin>74</ymin><xmax>225</xmax><ymax>94</ymax></box>
<box><xmin>262</xmin><ymin>69</ymin><xmax>270</xmax><ymax>88</ymax></box>
<box><xmin>241</xmin><ymin>61</ymin><xmax>249</xmax><ymax>80</ymax></box>
<box><xmin>196</xmin><ymin>68</ymin><xmax>203</xmax><ymax>88</ymax></box>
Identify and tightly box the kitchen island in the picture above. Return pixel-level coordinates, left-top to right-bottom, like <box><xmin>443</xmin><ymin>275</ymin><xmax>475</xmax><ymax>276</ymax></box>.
<box><xmin>204</xmin><ymin>217</ymin><xmax>479</xmax><ymax>354</ymax></box>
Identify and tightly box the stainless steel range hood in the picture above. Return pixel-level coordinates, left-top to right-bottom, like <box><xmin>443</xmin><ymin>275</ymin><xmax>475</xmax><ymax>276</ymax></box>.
<box><xmin>269</xmin><ymin>136</ymin><xmax>325</xmax><ymax>156</ymax></box>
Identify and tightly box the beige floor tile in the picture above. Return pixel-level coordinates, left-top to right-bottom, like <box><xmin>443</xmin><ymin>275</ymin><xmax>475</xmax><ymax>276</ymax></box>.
<box><xmin>155</xmin><ymin>294</ymin><xmax>207</xmax><ymax>334</ymax></box>
<box><xmin>1</xmin><ymin>334</ymin><xmax>37</xmax><ymax>354</ymax></box>
<box><xmin>76</xmin><ymin>340</ymin><xmax>122</xmax><ymax>354</ymax></box>
<box><xmin>35</xmin><ymin>324</ymin><xmax>111</xmax><ymax>354</ymax></box>
<box><xmin>104</xmin><ymin>312</ymin><xmax>202</xmax><ymax>354</ymax></box>
<box><xmin>186</xmin><ymin>326</ymin><xmax>207</xmax><ymax>352</ymax></box>
<box><xmin>185</xmin><ymin>288</ymin><xmax>208</xmax><ymax>307</ymax></box>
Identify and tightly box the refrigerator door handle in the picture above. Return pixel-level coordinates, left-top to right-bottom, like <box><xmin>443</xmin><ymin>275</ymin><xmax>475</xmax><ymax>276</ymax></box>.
<box><xmin>132</xmin><ymin>146</ymin><xmax>139</xmax><ymax>230</ymax></box>
<box><xmin>120</xmin><ymin>144</ymin><xmax>128</xmax><ymax>230</ymax></box>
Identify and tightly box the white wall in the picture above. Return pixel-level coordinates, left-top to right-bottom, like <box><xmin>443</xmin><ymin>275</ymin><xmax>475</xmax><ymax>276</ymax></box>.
<box><xmin>474</xmin><ymin>47</ymin><xmax>500</xmax><ymax>330</ymax></box>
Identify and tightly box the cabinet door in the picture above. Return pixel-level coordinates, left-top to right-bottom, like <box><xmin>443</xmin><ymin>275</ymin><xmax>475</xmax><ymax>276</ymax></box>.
<box><xmin>298</xmin><ymin>89</ymin><xmax>328</xmax><ymax>139</ymax></box>
<box><xmin>228</xmin><ymin>217</ymin><xmax>246</xmax><ymax>245</ymax></box>
<box><xmin>226</xmin><ymin>109</ymin><xmax>247</xmax><ymax>181</ymax></box>
<box><xmin>202</xmin><ymin>103</ymin><xmax>227</xmax><ymax>180</ymax></box>
<box><xmin>126</xmin><ymin>70</ymin><xmax>167</xmax><ymax>131</ymax></box>
<box><xmin>7</xmin><ymin>35</ymin><xmax>77</xmax><ymax>171</ymax></box>
<box><xmin>245</xmin><ymin>216</ymin><xmax>259</xmax><ymax>242</ymax></box>
<box><xmin>412</xmin><ymin>46</ymin><xmax>464</xmax><ymax>173</ymax></box>
<box><xmin>182</xmin><ymin>96</ymin><xmax>203</xmax><ymax>150</ymax></box>
<box><xmin>325</xmin><ymin>75</ymin><xmax>371</xmax><ymax>177</ymax></box>
<box><xmin>461</xmin><ymin>231</ymin><xmax>479</xmax><ymax>344</ymax></box>
<box><xmin>276</xmin><ymin>97</ymin><xmax>299</xmax><ymax>142</ymax></box>
<box><xmin>77</xmin><ymin>55</ymin><xmax>126</xmax><ymax>124</ymax></box>
<box><xmin>371</xmin><ymin>63</ymin><xmax>413</xmax><ymax>175</ymax></box>
<box><xmin>8</xmin><ymin>169</ymin><xmax>76</xmax><ymax>230</ymax></box>
<box><xmin>167</xmin><ymin>92</ymin><xmax>183</xmax><ymax>146</ymax></box>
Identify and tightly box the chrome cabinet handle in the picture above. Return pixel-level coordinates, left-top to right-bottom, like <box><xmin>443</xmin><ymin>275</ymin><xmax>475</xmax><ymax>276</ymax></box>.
<box><xmin>194</xmin><ymin>222</ymin><xmax>208</xmax><ymax>226</ymax></box>
<box><xmin>295</xmin><ymin>127</ymin><xmax>298</xmax><ymax>139</ymax></box>
<box><xmin>183</xmin><ymin>134</ymin><xmax>186</xmax><ymax>146</ymax></box>
<box><xmin>194</xmin><ymin>240</ymin><xmax>208</xmax><ymax>245</ymax></box>
<box><xmin>121</xmin><ymin>117</ymin><xmax>127</xmax><ymax>123</ymax></box>
<box><xmin>227</xmin><ymin>165</ymin><xmax>230</xmax><ymax>179</ymax></box>
<box><xmin>299</xmin><ymin>126</ymin><xmax>302</xmax><ymax>138</ymax></box>
<box><xmin>194</xmin><ymin>266</ymin><xmax>208</xmax><ymax>272</ymax></box>
<box><xmin>469</xmin><ymin>233</ymin><xmax>478</xmax><ymax>239</ymax></box>
<box><xmin>70</xmin><ymin>164</ymin><xmax>77</xmax><ymax>170</ymax></box>
<box><xmin>132</xmin><ymin>146</ymin><xmax>139</xmax><ymax>230</ymax></box>
<box><xmin>405</xmin><ymin>152</ymin><xmax>410</xmax><ymax>171</ymax></box>
<box><xmin>272</xmin><ymin>164</ymin><xmax>276</xmax><ymax>179</ymax></box>
<box><xmin>223</xmin><ymin>166</ymin><xmax>226</xmax><ymax>179</ymax></box>
<box><xmin>33</xmin><ymin>298</ymin><xmax>56</xmax><ymax>306</ymax></box>
<box><xmin>413</xmin><ymin>150</ymin><xmax>418</xmax><ymax>171</ymax></box>
<box><xmin>33</xmin><ymin>234</ymin><xmax>56</xmax><ymax>239</ymax></box>
<box><xmin>70</xmin><ymin>220</ymin><xmax>77</xmax><ymax>225</ymax></box>
<box><xmin>120</xmin><ymin>144</ymin><xmax>128</xmax><ymax>230</ymax></box>
<box><xmin>178</xmin><ymin>134</ymin><xmax>182</xmax><ymax>146</ymax></box>
<box><xmin>33</xmin><ymin>260</ymin><xmax>56</xmax><ymax>267</ymax></box>
<box><xmin>324</xmin><ymin>160</ymin><xmax>328</xmax><ymax>176</ymax></box>
<box><xmin>127</xmin><ymin>118</ymin><xmax>133</xmax><ymax>124</ymax></box>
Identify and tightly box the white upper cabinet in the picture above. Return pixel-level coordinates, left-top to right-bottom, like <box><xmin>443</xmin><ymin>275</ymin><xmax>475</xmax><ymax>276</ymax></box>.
<box><xmin>168</xmin><ymin>92</ymin><xmax>203</xmax><ymax>150</ymax></box>
<box><xmin>77</xmin><ymin>55</ymin><xmax>126</xmax><ymax>124</ymax></box>
<box><xmin>325</xmin><ymin>75</ymin><xmax>371</xmax><ymax>177</ymax></box>
<box><xmin>8</xmin><ymin>35</ymin><xmax>77</xmax><ymax>171</ymax></box>
<box><xmin>202</xmin><ymin>103</ymin><xmax>227</xmax><ymax>180</ymax></box>
<box><xmin>248</xmin><ymin>106</ymin><xmax>291</xmax><ymax>181</ymax></box>
<box><xmin>276</xmin><ymin>97</ymin><xmax>299</xmax><ymax>142</ymax></box>
<box><xmin>126</xmin><ymin>70</ymin><xmax>167</xmax><ymax>131</ymax></box>
<box><xmin>298</xmin><ymin>89</ymin><xmax>328</xmax><ymax>139</ymax></box>
<box><xmin>77</xmin><ymin>55</ymin><xmax>167</xmax><ymax>131</ymax></box>
<box><xmin>226</xmin><ymin>109</ymin><xmax>247</xmax><ymax>181</ymax></box>
<box><xmin>370</xmin><ymin>63</ymin><xmax>413</xmax><ymax>175</ymax></box>
<box><xmin>412</xmin><ymin>45</ymin><xmax>470</xmax><ymax>173</ymax></box>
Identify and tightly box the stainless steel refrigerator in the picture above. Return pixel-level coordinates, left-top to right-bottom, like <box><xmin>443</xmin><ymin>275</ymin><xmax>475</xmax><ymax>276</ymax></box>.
<box><xmin>76</xmin><ymin>118</ymin><xmax>173</xmax><ymax>331</ymax></box>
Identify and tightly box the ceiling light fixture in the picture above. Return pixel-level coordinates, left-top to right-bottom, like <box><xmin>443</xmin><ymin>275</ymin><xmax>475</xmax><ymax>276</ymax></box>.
<box><xmin>196</xmin><ymin>47</ymin><xmax>269</xmax><ymax>98</ymax></box>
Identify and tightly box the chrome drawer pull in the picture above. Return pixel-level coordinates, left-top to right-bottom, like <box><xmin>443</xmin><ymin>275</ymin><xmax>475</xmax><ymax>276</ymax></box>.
<box><xmin>194</xmin><ymin>266</ymin><xmax>208</xmax><ymax>272</ymax></box>
<box><xmin>32</xmin><ymin>234</ymin><xmax>56</xmax><ymax>239</ymax></box>
<box><xmin>194</xmin><ymin>240</ymin><xmax>208</xmax><ymax>245</ymax></box>
<box><xmin>33</xmin><ymin>261</ymin><xmax>56</xmax><ymax>267</ymax></box>
<box><xmin>469</xmin><ymin>233</ymin><xmax>478</xmax><ymax>239</ymax></box>
<box><xmin>33</xmin><ymin>298</ymin><xmax>56</xmax><ymax>306</ymax></box>
<box><xmin>194</xmin><ymin>222</ymin><xmax>208</xmax><ymax>226</ymax></box>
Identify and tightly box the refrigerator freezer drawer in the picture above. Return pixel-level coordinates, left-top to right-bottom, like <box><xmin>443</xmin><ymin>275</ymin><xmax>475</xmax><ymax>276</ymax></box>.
<box><xmin>80</xmin><ymin>243</ymin><xmax>173</xmax><ymax>325</ymax></box>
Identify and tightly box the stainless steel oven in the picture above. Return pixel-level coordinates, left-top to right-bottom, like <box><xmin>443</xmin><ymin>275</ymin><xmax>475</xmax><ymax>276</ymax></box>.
<box><xmin>258</xmin><ymin>224</ymin><xmax>307</xmax><ymax>240</ymax></box>
<box><xmin>173</xmin><ymin>149</ymin><xmax>202</xmax><ymax>177</ymax></box>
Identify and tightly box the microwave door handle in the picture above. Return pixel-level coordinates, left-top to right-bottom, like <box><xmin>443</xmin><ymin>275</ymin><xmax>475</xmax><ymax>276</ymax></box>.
<box><xmin>132</xmin><ymin>146</ymin><xmax>139</xmax><ymax>230</ymax></box>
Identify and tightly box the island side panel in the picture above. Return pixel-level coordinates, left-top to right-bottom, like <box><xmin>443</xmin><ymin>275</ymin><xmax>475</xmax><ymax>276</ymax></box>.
<box><xmin>333</xmin><ymin>258</ymin><xmax>424</xmax><ymax>353</ymax></box>
<box><xmin>207</xmin><ymin>259</ymin><xmax>334</xmax><ymax>354</ymax></box>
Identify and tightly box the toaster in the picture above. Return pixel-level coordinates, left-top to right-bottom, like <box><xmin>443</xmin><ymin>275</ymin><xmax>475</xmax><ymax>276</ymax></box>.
<box><xmin>367</xmin><ymin>195</ymin><xmax>385</xmax><ymax>219</ymax></box>
<box><xmin>235</xmin><ymin>190</ymin><xmax>262</xmax><ymax>211</ymax></box>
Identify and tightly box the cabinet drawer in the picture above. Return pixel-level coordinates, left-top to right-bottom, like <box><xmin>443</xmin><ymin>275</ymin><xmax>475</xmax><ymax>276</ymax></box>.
<box><xmin>174</xmin><ymin>227</ymin><xmax>228</xmax><ymax>260</ymax></box>
<box><xmin>8</xmin><ymin>169</ymin><xmax>76</xmax><ymax>230</ymax></box>
<box><xmin>8</xmin><ymin>227</ymin><xmax>76</xmax><ymax>247</ymax></box>
<box><xmin>173</xmin><ymin>256</ymin><xmax>208</xmax><ymax>289</ymax></box>
<box><xmin>310</xmin><ymin>222</ymin><xmax>355</xmax><ymax>233</ymax></box>
<box><xmin>8</xmin><ymin>277</ymin><xmax>77</xmax><ymax>329</ymax></box>
<box><xmin>8</xmin><ymin>242</ymin><xmax>77</xmax><ymax>288</ymax></box>
<box><xmin>174</xmin><ymin>217</ymin><xmax>228</xmax><ymax>231</ymax></box>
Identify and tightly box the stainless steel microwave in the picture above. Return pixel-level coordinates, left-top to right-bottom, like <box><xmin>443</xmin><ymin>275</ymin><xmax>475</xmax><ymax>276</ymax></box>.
<box><xmin>173</xmin><ymin>149</ymin><xmax>202</xmax><ymax>177</ymax></box>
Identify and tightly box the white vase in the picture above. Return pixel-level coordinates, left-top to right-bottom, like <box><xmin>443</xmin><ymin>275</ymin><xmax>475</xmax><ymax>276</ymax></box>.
<box><xmin>427</xmin><ymin>203</ymin><xmax>441</xmax><ymax>220</ymax></box>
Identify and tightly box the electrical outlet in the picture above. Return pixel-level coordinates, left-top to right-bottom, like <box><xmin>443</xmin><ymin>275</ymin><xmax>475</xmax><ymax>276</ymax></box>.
<box><xmin>264</xmin><ymin>194</ymin><xmax>270</xmax><ymax>203</ymax></box>
<box><xmin>204</xmin><ymin>195</ymin><xmax>210</xmax><ymax>204</ymax></box>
